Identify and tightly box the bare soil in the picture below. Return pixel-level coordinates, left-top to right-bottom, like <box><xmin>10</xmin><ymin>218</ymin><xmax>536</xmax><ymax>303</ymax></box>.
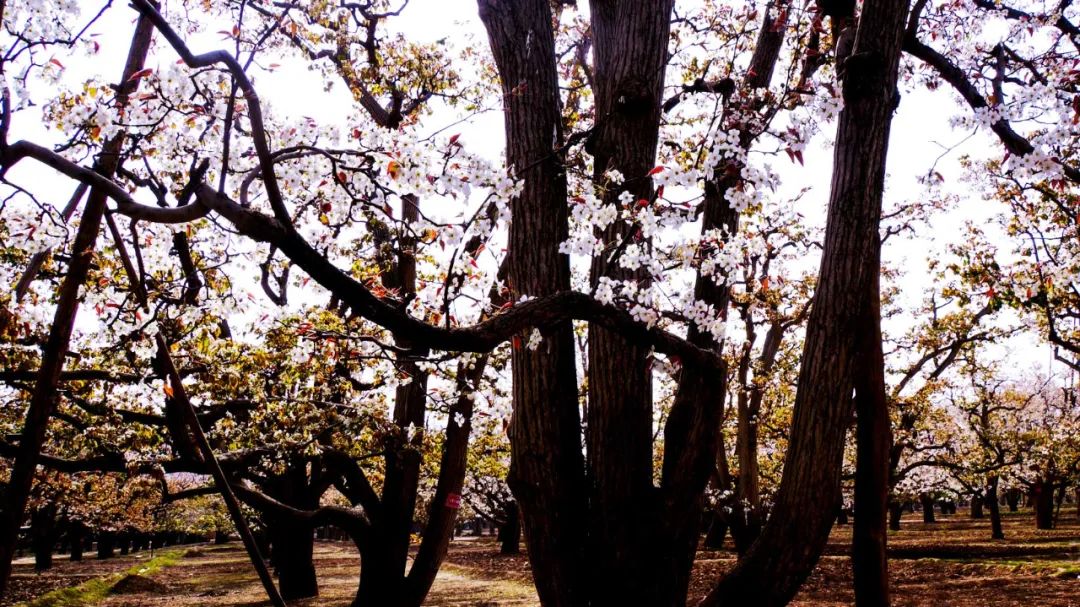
<box><xmin>5</xmin><ymin>510</ymin><xmax>1079</xmax><ymax>606</ymax></box>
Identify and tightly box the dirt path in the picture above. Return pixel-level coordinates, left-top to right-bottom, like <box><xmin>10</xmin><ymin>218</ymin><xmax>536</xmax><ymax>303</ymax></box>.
<box><xmin>9</xmin><ymin>512</ymin><xmax>1080</xmax><ymax>606</ymax></box>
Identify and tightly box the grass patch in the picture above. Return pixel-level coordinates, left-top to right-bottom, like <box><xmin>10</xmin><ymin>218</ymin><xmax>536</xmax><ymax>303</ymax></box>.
<box><xmin>19</xmin><ymin>550</ymin><xmax>183</xmax><ymax>607</ymax></box>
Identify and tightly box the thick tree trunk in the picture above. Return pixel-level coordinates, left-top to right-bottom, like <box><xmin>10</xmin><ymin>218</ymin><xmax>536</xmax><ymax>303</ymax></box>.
<box><xmin>0</xmin><ymin>17</ymin><xmax>155</xmax><ymax>597</ymax></box>
<box><xmin>262</xmin><ymin>464</ymin><xmax>320</xmax><ymax>601</ymax></box>
<box><xmin>477</xmin><ymin>2</ymin><xmax>587</xmax><ymax>605</ymax></box>
<box><xmin>97</xmin><ymin>531</ymin><xmax>115</xmax><ymax>560</ymax></box>
<box><xmin>269</xmin><ymin>524</ymin><xmax>317</xmax><ymax>601</ymax></box>
<box><xmin>498</xmin><ymin>502</ymin><xmax>521</xmax><ymax>555</ymax></box>
<box><xmin>853</xmin><ymin>287</ymin><xmax>891</xmax><ymax>607</ymax></box>
<box><xmin>1034</xmin><ymin>482</ymin><xmax>1055</xmax><ymax>530</ymax></box>
<box><xmin>701</xmin><ymin>0</ymin><xmax>910</xmax><ymax>603</ymax></box>
<box><xmin>919</xmin><ymin>494</ymin><xmax>936</xmax><ymax>523</ymax></box>
<box><xmin>584</xmin><ymin>2</ymin><xmax>674</xmax><ymax>604</ymax></box>
<box><xmin>969</xmin><ymin>496</ymin><xmax>984</xmax><ymax>519</ymax></box>
<box><xmin>68</xmin><ymin>522</ymin><xmax>85</xmax><ymax>562</ymax></box>
<box><xmin>888</xmin><ymin>502</ymin><xmax>902</xmax><ymax>531</ymax></box>
<box><xmin>987</xmin><ymin>477</ymin><xmax>1004</xmax><ymax>540</ymax></box>
<box><xmin>30</xmin><ymin>506</ymin><xmax>57</xmax><ymax>571</ymax></box>
<box><xmin>703</xmin><ymin>512</ymin><xmax>729</xmax><ymax>549</ymax></box>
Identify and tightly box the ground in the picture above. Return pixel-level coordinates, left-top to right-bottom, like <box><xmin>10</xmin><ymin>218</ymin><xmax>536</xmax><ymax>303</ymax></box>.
<box><xmin>4</xmin><ymin>511</ymin><xmax>1078</xmax><ymax>606</ymax></box>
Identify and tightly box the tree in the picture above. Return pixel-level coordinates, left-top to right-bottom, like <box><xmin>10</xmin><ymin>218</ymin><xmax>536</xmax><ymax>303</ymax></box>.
<box><xmin>3</xmin><ymin>1</ymin><xmax>1079</xmax><ymax>607</ymax></box>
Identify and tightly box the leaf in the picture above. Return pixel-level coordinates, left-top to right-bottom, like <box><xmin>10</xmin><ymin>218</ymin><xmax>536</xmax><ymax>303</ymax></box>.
<box><xmin>163</xmin><ymin>384</ymin><xmax>174</xmax><ymax>398</ymax></box>
<box><xmin>449</xmin><ymin>133</ymin><xmax>461</xmax><ymax>145</ymax></box>
<box><xmin>647</xmin><ymin>166</ymin><xmax>666</xmax><ymax>176</ymax></box>
<box><xmin>49</xmin><ymin>58</ymin><xmax>65</xmax><ymax>69</ymax></box>
<box><xmin>127</xmin><ymin>68</ymin><xmax>154</xmax><ymax>82</ymax></box>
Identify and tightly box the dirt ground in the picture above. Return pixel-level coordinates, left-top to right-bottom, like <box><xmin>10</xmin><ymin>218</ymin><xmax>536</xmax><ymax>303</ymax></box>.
<box><xmin>6</xmin><ymin>511</ymin><xmax>1079</xmax><ymax>606</ymax></box>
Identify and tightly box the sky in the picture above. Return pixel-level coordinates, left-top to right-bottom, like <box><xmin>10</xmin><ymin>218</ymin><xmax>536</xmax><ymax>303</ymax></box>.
<box><xmin>3</xmin><ymin>0</ymin><xmax>1059</xmax><ymax>379</ymax></box>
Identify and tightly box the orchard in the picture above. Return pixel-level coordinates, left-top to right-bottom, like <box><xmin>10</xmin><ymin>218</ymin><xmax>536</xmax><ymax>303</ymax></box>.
<box><xmin>0</xmin><ymin>0</ymin><xmax>1078</xmax><ymax>606</ymax></box>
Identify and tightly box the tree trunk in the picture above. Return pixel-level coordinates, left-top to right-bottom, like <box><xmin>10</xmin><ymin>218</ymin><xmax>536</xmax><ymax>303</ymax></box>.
<box><xmin>1005</xmin><ymin>489</ymin><xmax>1020</xmax><ymax>512</ymax></box>
<box><xmin>30</xmin><ymin>506</ymin><xmax>57</xmax><ymax>571</ymax></box>
<box><xmin>888</xmin><ymin>502</ymin><xmax>902</xmax><ymax>531</ymax></box>
<box><xmin>269</xmin><ymin>524</ymin><xmax>318</xmax><ymax>601</ymax></box>
<box><xmin>919</xmin><ymin>494</ymin><xmax>936</xmax><ymax>523</ymax></box>
<box><xmin>0</xmin><ymin>17</ymin><xmax>155</xmax><ymax>597</ymax></box>
<box><xmin>97</xmin><ymin>531</ymin><xmax>115</xmax><ymax>560</ymax></box>
<box><xmin>1034</xmin><ymin>482</ymin><xmax>1055</xmax><ymax>530</ymax></box>
<box><xmin>477</xmin><ymin>2</ymin><xmax>587</xmax><ymax>605</ymax></box>
<box><xmin>584</xmin><ymin>2</ymin><xmax>674</xmax><ymax>604</ymax></box>
<box><xmin>987</xmin><ymin>476</ymin><xmax>1004</xmax><ymax>540</ymax></box>
<box><xmin>703</xmin><ymin>512</ymin><xmax>729</xmax><ymax>549</ymax></box>
<box><xmin>69</xmin><ymin>522</ymin><xmax>85</xmax><ymax>562</ymax></box>
<box><xmin>853</xmin><ymin>287</ymin><xmax>891</xmax><ymax>607</ymax></box>
<box><xmin>969</xmin><ymin>496</ymin><xmax>984</xmax><ymax>519</ymax></box>
<box><xmin>701</xmin><ymin>1</ymin><xmax>911</xmax><ymax>602</ymax></box>
<box><xmin>498</xmin><ymin>502</ymin><xmax>521</xmax><ymax>555</ymax></box>
<box><xmin>215</xmin><ymin>530</ymin><xmax>230</xmax><ymax>545</ymax></box>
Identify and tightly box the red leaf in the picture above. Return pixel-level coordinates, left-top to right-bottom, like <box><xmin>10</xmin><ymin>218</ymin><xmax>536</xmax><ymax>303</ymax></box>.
<box><xmin>449</xmin><ymin>133</ymin><xmax>461</xmax><ymax>145</ymax></box>
<box><xmin>127</xmin><ymin>68</ymin><xmax>154</xmax><ymax>82</ymax></box>
<box><xmin>49</xmin><ymin>58</ymin><xmax>65</xmax><ymax>69</ymax></box>
<box><xmin>647</xmin><ymin>166</ymin><xmax>666</xmax><ymax>176</ymax></box>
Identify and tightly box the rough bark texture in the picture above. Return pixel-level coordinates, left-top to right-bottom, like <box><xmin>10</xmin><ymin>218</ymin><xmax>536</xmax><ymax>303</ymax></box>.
<box><xmin>701</xmin><ymin>0</ymin><xmax>911</xmax><ymax>603</ymax></box>
<box><xmin>477</xmin><ymin>2</ymin><xmax>586</xmax><ymax>604</ymax></box>
<box><xmin>585</xmin><ymin>2</ymin><xmax>674</xmax><ymax>604</ymax></box>
<box><xmin>853</xmin><ymin>280</ymin><xmax>892</xmax><ymax>607</ymax></box>
<box><xmin>0</xmin><ymin>17</ymin><xmax>155</xmax><ymax>597</ymax></box>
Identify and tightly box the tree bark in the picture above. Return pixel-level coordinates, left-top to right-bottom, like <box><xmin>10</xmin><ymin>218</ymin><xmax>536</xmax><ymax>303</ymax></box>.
<box><xmin>68</xmin><ymin>522</ymin><xmax>85</xmax><ymax>562</ymax></box>
<box><xmin>987</xmin><ymin>476</ymin><xmax>1004</xmax><ymax>539</ymax></box>
<box><xmin>853</xmin><ymin>276</ymin><xmax>891</xmax><ymax>607</ymax></box>
<box><xmin>1034</xmin><ymin>482</ymin><xmax>1055</xmax><ymax>529</ymax></box>
<box><xmin>584</xmin><ymin>2</ymin><xmax>673</xmax><ymax>604</ymax></box>
<box><xmin>969</xmin><ymin>496</ymin><xmax>984</xmax><ymax>519</ymax></box>
<box><xmin>97</xmin><ymin>531</ymin><xmax>115</xmax><ymax>560</ymax></box>
<box><xmin>919</xmin><ymin>494</ymin><xmax>936</xmax><ymax>523</ymax></box>
<box><xmin>701</xmin><ymin>0</ymin><xmax>911</xmax><ymax>602</ymax></box>
<box><xmin>498</xmin><ymin>501</ymin><xmax>521</xmax><ymax>555</ymax></box>
<box><xmin>30</xmin><ymin>506</ymin><xmax>57</xmax><ymax>571</ymax></box>
<box><xmin>269</xmin><ymin>523</ymin><xmax>318</xmax><ymax>600</ymax></box>
<box><xmin>703</xmin><ymin>512</ymin><xmax>729</xmax><ymax>550</ymax></box>
<box><xmin>888</xmin><ymin>501</ymin><xmax>902</xmax><ymax>531</ymax></box>
<box><xmin>0</xmin><ymin>16</ymin><xmax>155</xmax><ymax>597</ymax></box>
<box><xmin>477</xmin><ymin>2</ymin><xmax>587</xmax><ymax>605</ymax></box>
